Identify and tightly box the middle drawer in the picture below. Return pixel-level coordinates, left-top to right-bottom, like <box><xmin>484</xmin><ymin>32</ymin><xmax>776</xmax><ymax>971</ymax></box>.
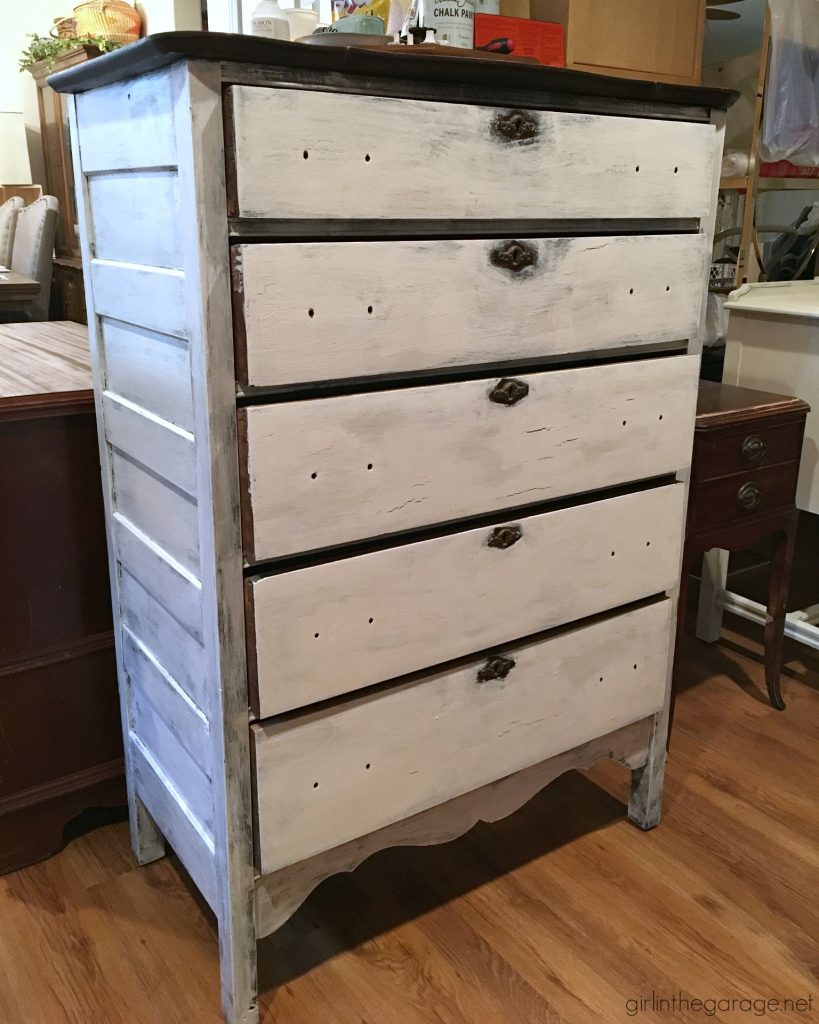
<box><xmin>239</xmin><ymin>353</ymin><xmax>698</xmax><ymax>563</ymax></box>
<box><xmin>246</xmin><ymin>482</ymin><xmax>685</xmax><ymax>717</ymax></box>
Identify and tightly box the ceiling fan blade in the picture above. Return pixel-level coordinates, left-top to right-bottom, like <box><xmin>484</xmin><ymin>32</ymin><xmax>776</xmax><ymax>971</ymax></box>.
<box><xmin>707</xmin><ymin>8</ymin><xmax>742</xmax><ymax>19</ymax></box>
<box><xmin>707</xmin><ymin>0</ymin><xmax>746</xmax><ymax>7</ymax></box>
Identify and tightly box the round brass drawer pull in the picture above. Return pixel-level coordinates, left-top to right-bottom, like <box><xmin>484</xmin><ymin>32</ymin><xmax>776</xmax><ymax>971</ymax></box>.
<box><xmin>476</xmin><ymin>655</ymin><xmax>516</xmax><ymax>683</ymax></box>
<box><xmin>741</xmin><ymin>434</ymin><xmax>767</xmax><ymax>463</ymax></box>
<box><xmin>737</xmin><ymin>482</ymin><xmax>762</xmax><ymax>512</ymax></box>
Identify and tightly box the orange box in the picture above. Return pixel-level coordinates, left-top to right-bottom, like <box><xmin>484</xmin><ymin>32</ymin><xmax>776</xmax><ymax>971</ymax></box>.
<box><xmin>474</xmin><ymin>13</ymin><xmax>564</xmax><ymax>66</ymax></box>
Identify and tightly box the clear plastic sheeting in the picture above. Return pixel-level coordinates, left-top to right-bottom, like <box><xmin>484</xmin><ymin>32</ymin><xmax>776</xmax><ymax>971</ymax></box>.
<box><xmin>759</xmin><ymin>0</ymin><xmax>819</xmax><ymax>166</ymax></box>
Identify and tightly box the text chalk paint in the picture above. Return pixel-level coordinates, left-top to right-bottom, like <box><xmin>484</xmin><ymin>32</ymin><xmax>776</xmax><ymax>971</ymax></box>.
<box><xmin>425</xmin><ymin>0</ymin><xmax>474</xmax><ymax>48</ymax></box>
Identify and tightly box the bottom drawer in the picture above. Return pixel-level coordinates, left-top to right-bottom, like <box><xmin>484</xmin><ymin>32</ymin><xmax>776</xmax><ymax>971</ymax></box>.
<box><xmin>252</xmin><ymin>599</ymin><xmax>672</xmax><ymax>874</ymax></box>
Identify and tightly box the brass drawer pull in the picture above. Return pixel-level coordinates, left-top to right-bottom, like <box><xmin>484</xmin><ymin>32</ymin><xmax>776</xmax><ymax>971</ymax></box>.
<box><xmin>741</xmin><ymin>434</ymin><xmax>767</xmax><ymax>463</ymax></box>
<box><xmin>487</xmin><ymin>524</ymin><xmax>522</xmax><ymax>549</ymax></box>
<box><xmin>492</xmin><ymin>109</ymin><xmax>540</xmax><ymax>143</ymax></box>
<box><xmin>476</xmin><ymin>655</ymin><xmax>516</xmax><ymax>683</ymax></box>
<box><xmin>490</xmin><ymin>240</ymin><xmax>538</xmax><ymax>274</ymax></box>
<box><xmin>737</xmin><ymin>482</ymin><xmax>762</xmax><ymax>512</ymax></box>
<box><xmin>489</xmin><ymin>378</ymin><xmax>529</xmax><ymax>406</ymax></box>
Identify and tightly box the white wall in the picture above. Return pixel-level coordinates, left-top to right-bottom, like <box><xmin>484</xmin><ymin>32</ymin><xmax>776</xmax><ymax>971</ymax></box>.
<box><xmin>0</xmin><ymin>0</ymin><xmax>68</xmax><ymax>185</ymax></box>
<box><xmin>0</xmin><ymin>0</ymin><xmax>200</xmax><ymax>188</ymax></box>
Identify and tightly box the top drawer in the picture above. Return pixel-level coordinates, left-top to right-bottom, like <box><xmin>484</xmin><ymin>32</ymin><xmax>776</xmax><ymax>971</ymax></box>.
<box><xmin>693</xmin><ymin>419</ymin><xmax>807</xmax><ymax>483</ymax></box>
<box><xmin>226</xmin><ymin>87</ymin><xmax>719</xmax><ymax>221</ymax></box>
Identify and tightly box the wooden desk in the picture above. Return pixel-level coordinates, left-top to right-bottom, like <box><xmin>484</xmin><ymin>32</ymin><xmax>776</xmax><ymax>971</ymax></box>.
<box><xmin>0</xmin><ymin>321</ymin><xmax>125</xmax><ymax>873</ymax></box>
<box><xmin>676</xmin><ymin>381</ymin><xmax>810</xmax><ymax>716</ymax></box>
<box><xmin>0</xmin><ymin>271</ymin><xmax>40</xmax><ymax>312</ymax></box>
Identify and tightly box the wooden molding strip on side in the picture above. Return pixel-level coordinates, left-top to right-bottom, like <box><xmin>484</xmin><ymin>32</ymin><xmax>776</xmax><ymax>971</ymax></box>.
<box><xmin>254</xmin><ymin>716</ymin><xmax>652</xmax><ymax>938</ymax></box>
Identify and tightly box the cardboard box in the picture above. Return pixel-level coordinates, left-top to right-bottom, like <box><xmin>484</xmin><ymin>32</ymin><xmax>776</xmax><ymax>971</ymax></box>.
<box><xmin>499</xmin><ymin>0</ymin><xmax>530</xmax><ymax>18</ymax></box>
<box><xmin>474</xmin><ymin>13</ymin><xmax>564</xmax><ymax>66</ymax></box>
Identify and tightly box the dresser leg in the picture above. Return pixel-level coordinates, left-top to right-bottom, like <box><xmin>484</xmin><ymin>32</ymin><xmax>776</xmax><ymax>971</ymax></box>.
<box><xmin>130</xmin><ymin>793</ymin><xmax>166</xmax><ymax>865</ymax></box>
<box><xmin>696</xmin><ymin>548</ymin><xmax>729</xmax><ymax>643</ymax></box>
<box><xmin>217</xmin><ymin>892</ymin><xmax>259</xmax><ymax>1024</ymax></box>
<box><xmin>628</xmin><ymin>711</ymin><xmax>668</xmax><ymax>831</ymax></box>
<box><xmin>764</xmin><ymin>513</ymin><xmax>798</xmax><ymax>711</ymax></box>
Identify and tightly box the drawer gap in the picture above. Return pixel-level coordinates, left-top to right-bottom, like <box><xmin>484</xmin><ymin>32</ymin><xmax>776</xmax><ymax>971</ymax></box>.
<box><xmin>228</xmin><ymin>218</ymin><xmax>701</xmax><ymax>244</ymax></box>
<box><xmin>236</xmin><ymin>343</ymin><xmax>690</xmax><ymax>407</ymax></box>
<box><xmin>243</xmin><ymin>474</ymin><xmax>677</xmax><ymax>579</ymax></box>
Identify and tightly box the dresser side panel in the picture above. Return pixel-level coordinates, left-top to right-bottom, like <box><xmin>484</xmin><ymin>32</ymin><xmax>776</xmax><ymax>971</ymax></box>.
<box><xmin>69</xmin><ymin>68</ymin><xmax>218</xmax><ymax>893</ymax></box>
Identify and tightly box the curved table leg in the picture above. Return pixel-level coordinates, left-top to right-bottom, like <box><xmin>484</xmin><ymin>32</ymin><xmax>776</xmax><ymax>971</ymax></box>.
<box><xmin>764</xmin><ymin>510</ymin><xmax>798</xmax><ymax>711</ymax></box>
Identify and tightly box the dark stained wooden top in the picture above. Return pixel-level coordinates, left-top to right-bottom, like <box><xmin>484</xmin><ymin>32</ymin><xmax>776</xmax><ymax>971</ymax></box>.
<box><xmin>696</xmin><ymin>380</ymin><xmax>810</xmax><ymax>431</ymax></box>
<box><xmin>49</xmin><ymin>31</ymin><xmax>737</xmax><ymax>115</ymax></box>
<box><xmin>0</xmin><ymin>321</ymin><xmax>93</xmax><ymax>420</ymax></box>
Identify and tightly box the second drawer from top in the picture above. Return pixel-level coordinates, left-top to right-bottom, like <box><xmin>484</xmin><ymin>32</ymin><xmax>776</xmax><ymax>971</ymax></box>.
<box><xmin>232</xmin><ymin>234</ymin><xmax>706</xmax><ymax>388</ymax></box>
<box><xmin>239</xmin><ymin>354</ymin><xmax>698</xmax><ymax>563</ymax></box>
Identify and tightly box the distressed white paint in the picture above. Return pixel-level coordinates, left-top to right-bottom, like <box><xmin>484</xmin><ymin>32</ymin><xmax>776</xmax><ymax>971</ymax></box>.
<box><xmin>104</xmin><ymin>392</ymin><xmax>197</xmax><ymax>498</ymax></box>
<box><xmin>174</xmin><ymin>63</ymin><xmax>260</xmax><ymax>1024</ymax></box>
<box><xmin>131</xmin><ymin>681</ymin><xmax>214</xmax><ymax>831</ymax></box>
<box><xmin>101</xmin><ymin>317</ymin><xmax>195</xmax><ymax>433</ymax></box>
<box><xmin>113</xmin><ymin>515</ymin><xmax>203</xmax><ymax>642</ymax></box>
<box><xmin>243</xmin><ymin>355</ymin><xmax>698</xmax><ymax>562</ymax></box>
<box><xmin>253</xmin><ymin>600</ymin><xmax>671</xmax><ymax>873</ymax></box>
<box><xmin>235</xmin><ymin>235</ymin><xmax>706</xmax><ymax>386</ymax></box>
<box><xmin>229</xmin><ymin>86</ymin><xmax>719</xmax><ymax>220</ymax></box>
<box><xmin>628</xmin><ymin>111</ymin><xmax>727</xmax><ymax>834</ymax></box>
<box><xmin>69</xmin><ymin>92</ymin><xmax>168</xmax><ymax>878</ymax></box>
<box><xmin>250</xmin><ymin>484</ymin><xmax>685</xmax><ymax>716</ymax></box>
<box><xmin>90</xmin><ymin>260</ymin><xmax>187</xmax><ymax>338</ymax></box>
<box><xmin>110</xmin><ymin>448</ymin><xmax>200</xmax><ymax>575</ymax></box>
<box><xmin>75</xmin><ymin>71</ymin><xmax>177</xmax><ymax>173</ymax></box>
<box><xmin>119</xmin><ymin>567</ymin><xmax>207</xmax><ymax>713</ymax></box>
<box><xmin>88</xmin><ymin>170</ymin><xmax>183</xmax><ymax>269</ymax></box>
<box><xmin>123</xmin><ymin>626</ymin><xmax>210</xmax><ymax>771</ymax></box>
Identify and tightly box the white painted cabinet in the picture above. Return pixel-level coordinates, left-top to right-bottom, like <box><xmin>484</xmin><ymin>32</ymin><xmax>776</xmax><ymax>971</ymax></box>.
<box><xmin>54</xmin><ymin>35</ymin><xmax>729</xmax><ymax>1024</ymax></box>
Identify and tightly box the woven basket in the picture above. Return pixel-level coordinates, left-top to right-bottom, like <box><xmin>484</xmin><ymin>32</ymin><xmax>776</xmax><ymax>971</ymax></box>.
<box><xmin>73</xmin><ymin>0</ymin><xmax>141</xmax><ymax>44</ymax></box>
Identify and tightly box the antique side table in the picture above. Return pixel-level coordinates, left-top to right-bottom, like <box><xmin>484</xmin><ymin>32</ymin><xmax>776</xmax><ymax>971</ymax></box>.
<box><xmin>676</xmin><ymin>380</ymin><xmax>810</xmax><ymax>715</ymax></box>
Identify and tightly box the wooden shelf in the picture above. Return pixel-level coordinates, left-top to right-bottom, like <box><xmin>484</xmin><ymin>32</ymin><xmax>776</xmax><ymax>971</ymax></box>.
<box><xmin>721</xmin><ymin>175</ymin><xmax>819</xmax><ymax>193</ymax></box>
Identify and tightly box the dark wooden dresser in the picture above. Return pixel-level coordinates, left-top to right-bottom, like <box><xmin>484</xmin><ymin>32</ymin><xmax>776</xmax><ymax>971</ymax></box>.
<box><xmin>0</xmin><ymin>322</ymin><xmax>124</xmax><ymax>872</ymax></box>
<box><xmin>677</xmin><ymin>380</ymin><xmax>810</xmax><ymax>714</ymax></box>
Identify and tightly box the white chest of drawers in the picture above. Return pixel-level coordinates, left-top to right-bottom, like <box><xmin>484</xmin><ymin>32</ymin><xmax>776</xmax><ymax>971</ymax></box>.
<box><xmin>53</xmin><ymin>34</ymin><xmax>731</xmax><ymax>1024</ymax></box>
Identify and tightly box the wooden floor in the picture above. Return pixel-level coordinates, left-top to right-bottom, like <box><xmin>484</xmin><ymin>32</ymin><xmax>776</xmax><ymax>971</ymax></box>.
<box><xmin>1</xmin><ymin>612</ymin><xmax>817</xmax><ymax>1024</ymax></box>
